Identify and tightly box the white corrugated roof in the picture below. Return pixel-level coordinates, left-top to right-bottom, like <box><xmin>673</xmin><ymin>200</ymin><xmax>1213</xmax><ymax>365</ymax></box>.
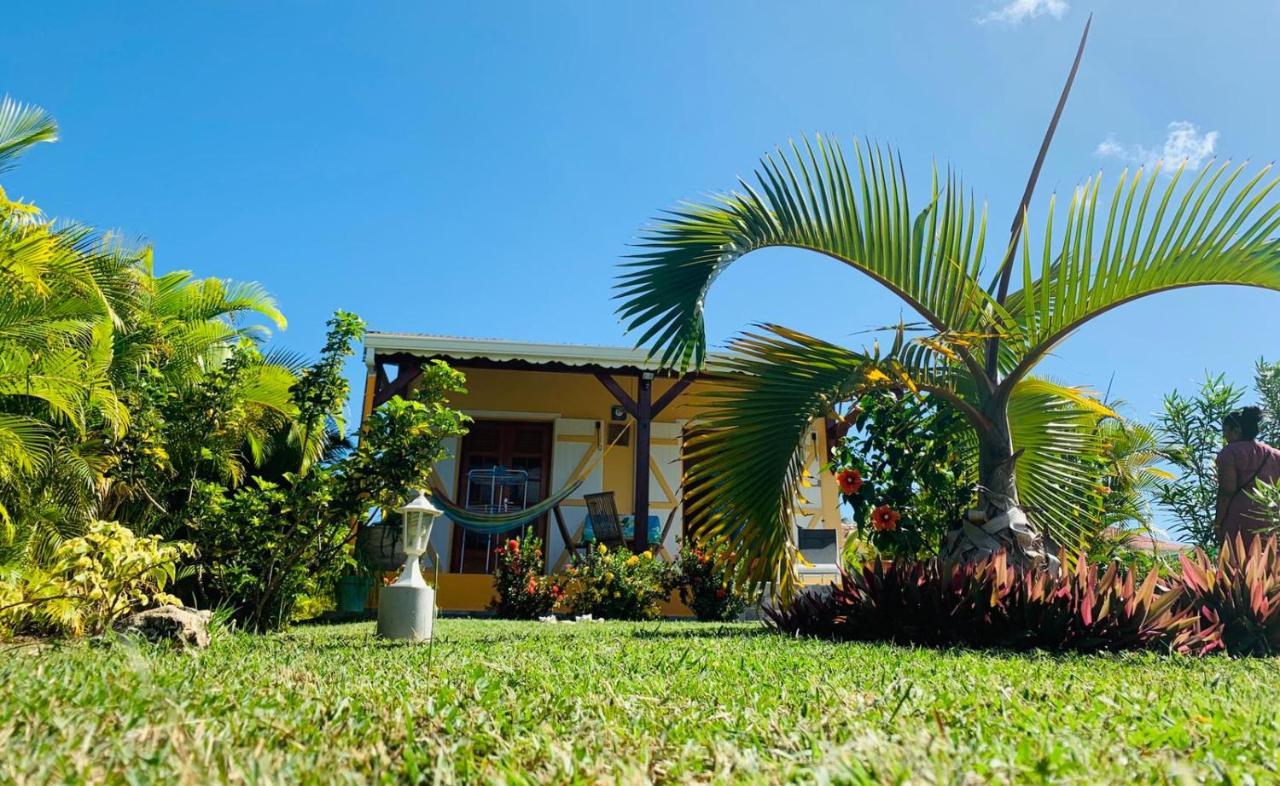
<box><xmin>364</xmin><ymin>332</ymin><xmax>738</xmax><ymax>374</ymax></box>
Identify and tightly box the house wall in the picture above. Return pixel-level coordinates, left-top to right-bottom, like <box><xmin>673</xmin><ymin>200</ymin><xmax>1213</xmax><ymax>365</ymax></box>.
<box><xmin>360</xmin><ymin>361</ymin><xmax>842</xmax><ymax>612</ymax></box>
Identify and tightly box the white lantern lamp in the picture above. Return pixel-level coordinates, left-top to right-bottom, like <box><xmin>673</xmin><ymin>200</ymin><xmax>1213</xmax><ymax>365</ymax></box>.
<box><xmin>377</xmin><ymin>490</ymin><xmax>442</xmax><ymax>641</ymax></box>
<box><xmin>395</xmin><ymin>490</ymin><xmax>441</xmax><ymax>587</ymax></box>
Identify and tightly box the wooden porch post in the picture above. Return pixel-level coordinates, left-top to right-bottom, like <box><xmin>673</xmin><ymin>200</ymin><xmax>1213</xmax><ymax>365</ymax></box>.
<box><xmin>594</xmin><ymin>370</ymin><xmax>695</xmax><ymax>554</ymax></box>
<box><xmin>633</xmin><ymin>372</ymin><xmax>653</xmax><ymax>553</ymax></box>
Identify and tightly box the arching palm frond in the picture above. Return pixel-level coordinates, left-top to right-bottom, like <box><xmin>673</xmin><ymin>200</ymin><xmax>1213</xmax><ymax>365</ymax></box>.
<box><xmin>0</xmin><ymin>96</ymin><xmax>57</xmax><ymax>173</ymax></box>
<box><xmin>1006</xmin><ymin>378</ymin><xmax>1114</xmax><ymax>551</ymax></box>
<box><xmin>616</xmin><ymin>137</ymin><xmax>1005</xmax><ymax>371</ymax></box>
<box><xmin>1001</xmin><ymin>162</ymin><xmax>1280</xmax><ymax>386</ymax></box>
<box><xmin>682</xmin><ymin>326</ymin><xmax>896</xmax><ymax>599</ymax></box>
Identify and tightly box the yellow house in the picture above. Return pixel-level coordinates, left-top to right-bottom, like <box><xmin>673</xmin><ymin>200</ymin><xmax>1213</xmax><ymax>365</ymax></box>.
<box><xmin>361</xmin><ymin>332</ymin><xmax>843</xmax><ymax>613</ymax></box>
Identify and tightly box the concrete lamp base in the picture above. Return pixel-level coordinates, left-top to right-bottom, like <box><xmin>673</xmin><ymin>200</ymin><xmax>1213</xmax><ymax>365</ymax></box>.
<box><xmin>376</xmin><ymin>583</ymin><xmax>435</xmax><ymax>642</ymax></box>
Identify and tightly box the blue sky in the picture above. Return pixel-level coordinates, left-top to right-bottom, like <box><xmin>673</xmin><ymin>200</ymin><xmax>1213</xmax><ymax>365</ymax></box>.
<box><xmin>4</xmin><ymin>0</ymin><xmax>1280</xmax><ymax>428</ymax></box>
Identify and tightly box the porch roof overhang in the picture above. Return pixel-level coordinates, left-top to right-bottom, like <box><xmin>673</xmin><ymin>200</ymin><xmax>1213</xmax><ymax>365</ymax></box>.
<box><xmin>364</xmin><ymin>331</ymin><xmax>739</xmax><ymax>376</ymax></box>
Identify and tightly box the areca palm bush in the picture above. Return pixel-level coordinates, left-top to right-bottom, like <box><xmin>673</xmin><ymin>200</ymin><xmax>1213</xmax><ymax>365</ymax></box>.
<box><xmin>617</xmin><ymin>130</ymin><xmax>1280</xmax><ymax>598</ymax></box>
<box><xmin>0</xmin><ymin>96</ymin><xmax>288</xmax><ymax>564</ymax></box>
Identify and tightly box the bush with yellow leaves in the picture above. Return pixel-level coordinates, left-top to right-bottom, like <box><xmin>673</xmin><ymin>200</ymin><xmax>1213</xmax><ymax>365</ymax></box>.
<box><xmin>563</xmin><ymin>542</ymin><xmax>674</xmax><ymax>620</ymax></box>
<box><xmin>0</xmin><ymin>521</ymin><xmax>191</xmax><ymax>638</ymax></box>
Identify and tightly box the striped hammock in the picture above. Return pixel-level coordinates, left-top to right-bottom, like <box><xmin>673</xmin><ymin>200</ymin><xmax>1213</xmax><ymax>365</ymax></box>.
<box><xmin>426</xmin><ymin>419</ymin><xmax>631</xmax><ymax>535</ymax></box>
<box><xmin>429</xmin><ymin>477</ymin><xmax>586</xmax><ymax>534</ymax></box>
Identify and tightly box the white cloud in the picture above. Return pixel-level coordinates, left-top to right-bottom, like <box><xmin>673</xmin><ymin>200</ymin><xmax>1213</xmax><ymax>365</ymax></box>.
<box><xmin>1094</xmin><ymin>121</ymin><xmax>1220</xmax><ymax>172</ymax></box>
<box><xmin>979</xmin><ymin>0</ymin><xmax>1069</xmax><ymax>25</ymax></box>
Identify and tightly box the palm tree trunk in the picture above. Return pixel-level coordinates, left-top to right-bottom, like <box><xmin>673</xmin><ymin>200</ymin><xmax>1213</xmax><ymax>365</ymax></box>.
<box><xmin>943</xmin><ymin>399</ymin><xmax>1054</xmax><ymax>568</ymax></box>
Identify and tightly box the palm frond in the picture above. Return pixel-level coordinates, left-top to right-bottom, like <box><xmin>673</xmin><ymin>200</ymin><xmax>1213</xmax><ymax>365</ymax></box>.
<box><xmin>682</xmin><ymin>324</ymin><xmax>949</xmax><ymax>598</ymax></box>
<box><xmin>616</xmin><ymin>137</ymin><xmax>1005</xmax><ymax>370</ymax></box>
<box><xmin>1003</xmin><ymin>161</ymin><xmax>1280</xmax><ymax>382</ymax></box>
<box><xmin>1007</xmin><ymin>378</ymin><xmax>1113</xmax><ymax>549</ymax></box>
<box><xmin>0</xmin><ymin>96</ymin><xmax>57</xmax><ymax>173</ymax></box>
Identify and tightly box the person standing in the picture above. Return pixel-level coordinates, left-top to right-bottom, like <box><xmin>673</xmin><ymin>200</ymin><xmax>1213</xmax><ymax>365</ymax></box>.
<box><xmin>1215</xmin><ymin>406</ymin><xmax>1280</xmax><ymax>544</ymax></box>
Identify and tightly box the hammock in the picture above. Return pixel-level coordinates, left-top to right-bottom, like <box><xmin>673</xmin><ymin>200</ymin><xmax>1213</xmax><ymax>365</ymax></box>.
<box><xmin>429</xmin><ymin>476</ymin><xmax>586</xmax><ymax>533</ymax></box>
<box><xmin>428</xmin><ymin>420</ymin><xmax>630</xmax><ymax>534</ymax></box>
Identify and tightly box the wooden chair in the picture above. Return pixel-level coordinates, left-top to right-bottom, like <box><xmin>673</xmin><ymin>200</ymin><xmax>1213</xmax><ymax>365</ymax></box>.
<box><xmin>583</xmin><ymin>492</ymin><xmax>628</xmax><ymax>550</ymax></box>
<box><xmin>551</xmin><ymin>491</ymin><xmax>682</xmax><ymax>569</ymax></box>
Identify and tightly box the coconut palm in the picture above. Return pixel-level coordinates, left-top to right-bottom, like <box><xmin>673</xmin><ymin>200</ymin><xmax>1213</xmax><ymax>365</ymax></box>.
<box><xmin>615</xmin><ymin>29</ymin><xmax>1280</xmax><ymax>595</ymax></box>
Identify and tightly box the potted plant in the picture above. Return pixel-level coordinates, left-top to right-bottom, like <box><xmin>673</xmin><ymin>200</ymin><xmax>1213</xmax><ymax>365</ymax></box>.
<box><xmin>335</xmin><ymin>556</ymin><xmax>375</xmax><ymax>615</ymax></box>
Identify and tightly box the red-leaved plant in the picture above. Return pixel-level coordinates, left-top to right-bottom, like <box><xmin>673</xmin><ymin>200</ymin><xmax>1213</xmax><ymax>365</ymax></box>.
<box><xmin>767</xmin><ymin>553</ymin><xmax>1199</xmax><ymax>653</ymax></box>
<box><xmin>1173</xmin><ymin>534</ymin><xmax>1280</xmax><ymax>657</ymax></box>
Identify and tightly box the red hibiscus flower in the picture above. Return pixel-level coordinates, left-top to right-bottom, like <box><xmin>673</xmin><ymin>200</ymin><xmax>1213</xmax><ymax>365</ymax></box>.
<box><xmin>836</xmin><ymin>468</ymin><xmax>863</xmax><ymax>496</ymax></box>
<box><xmin>871</xmin><ymin>504</ymin><xmax>900</xmax><ymax>532</ymax></box>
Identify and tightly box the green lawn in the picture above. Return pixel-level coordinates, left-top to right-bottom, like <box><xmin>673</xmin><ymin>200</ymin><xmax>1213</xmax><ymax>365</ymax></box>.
<box><xmin>3</xmin><ymin>619</ymin><xmax>1279</xmax><ymax>784</ymax></box>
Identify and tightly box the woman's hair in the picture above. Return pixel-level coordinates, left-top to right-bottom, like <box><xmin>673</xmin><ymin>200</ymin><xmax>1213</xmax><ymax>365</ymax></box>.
<box><xmin>1224</xmin><ymin>406</ymin><xmax>1263</xmax><ymax>440</ymax></box>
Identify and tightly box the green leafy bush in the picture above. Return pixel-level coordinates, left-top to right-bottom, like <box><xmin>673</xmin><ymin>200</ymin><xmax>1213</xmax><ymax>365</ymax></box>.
<box><xmin>490</xmin><ymin>531</ymin><xmax>563</xmax><ymax>619</ymax></box>
<box><xmin>565</xmin><ymin>544</ymin><xmax>672</xmax><ymax>620</ymax></box>
<box><xmin>183</xmin><ymin>316</ymin><xmax>468</xmax><ymax>631</ymax></box>
<box><xmin>829</xmin><ymin>390</ymin><xmax>974</xmax><ymax>559</ymax></box>
<box><xmin>671</xmin><ymin>541</ymin><xmax>752</xmax><ymax>621</ymax></box>
<box><xmin>1174</xmin><ymin>534</ymin><xmax>1280</xmax><ymax>656</ymax></box>
<box><xmin>0</xmin><ymin>521</ymin><xmax>191</xmax><ymax>638</ymax></box>
<box><xmin>767</xmin><ymin>553</ymin><xmax>1198</xmax><ymax>653</ymax></box>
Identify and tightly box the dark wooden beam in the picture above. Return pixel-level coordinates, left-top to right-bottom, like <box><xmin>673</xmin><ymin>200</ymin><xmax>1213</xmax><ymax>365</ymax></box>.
<box><xmin>594</xmin><ymin>372</ymin><xmax>638</xmax><ymax>418</ymax></box>
<box><xmin>651</xmin><ymin>373</ymin><xmax>696</xmax><ymax>417</ymax></box>
<box><xmin>632</xmin><ymin>373</ymin><xmax>653</xmax><ymax>553</ymax></box>
<box><xmin>371</xmin><ymin>356</ymin><xmax>423</xmax><ymax>409</ymax></box>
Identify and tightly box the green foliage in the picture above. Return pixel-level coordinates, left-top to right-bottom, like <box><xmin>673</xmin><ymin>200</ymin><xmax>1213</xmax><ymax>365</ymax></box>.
<box><xmin>183</xmin><ymin>316</ymin><xmax>469</xmax><ymax>631</ymax></box>
<box><xmin>0</xmin><ymin>521</ymin><xmax>190</xmax><ymax>637</ymax></box>
<box><xmin>767</xmin><ymin>554</ymin><xmax>1198</xmax><ymax>653</ymax></box>
<box><xmin>0</xmin><ymin>98</ymin><xmax>286</xmax><ymax>566</ymax></box>
<box><xmin>1254</xmin><ymin>358</ymin><xmax>1280</xmax><ymax>445</ymax></box>
<box><xmin>490</xmin><ymin>531</ymin><xmax>563</xmax><ymax>619</ymax></box>
<box><xmin>1153</xmin><ymin>373</ymin><xmax>1245</xmax><ymax>550</ymax></box>
<box><xmin>671</xmin><ymin>540</ymin><xmax>752</xmax><ymax>622</ymax></box>
<box><xmin>566</xmin><ymin>543</ymin><xmax>672</xmax><ymax>620</ymax></box>
<box><xmin>341</xmin><ymin>360</ymin><xmax>469</xmax><ymax>516</ymax></box>
<box><xmin>830</xmin><ymin>389</ymin><xmax>974</xmax><ymax>558</ymax></box>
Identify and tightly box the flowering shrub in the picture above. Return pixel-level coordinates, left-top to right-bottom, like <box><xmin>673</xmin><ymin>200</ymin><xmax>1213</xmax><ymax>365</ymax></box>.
<box><xmin>490</xmin><ymin>531</ymin><xmax>563</xmax><ymax>619</ymax></box>
<box><xmin>0</xmin><ymin>521</ymin><xmax>191</xmax><ymax>638</ymax></box>
<box><xmin>565</xmin><ymin>543</ymin><xmax>673</xmax><ymax>620</ymax></box>
<box><xmin>672</xmin><ymin>541</ymin><xmax>753</xmax><ymax>621</ymax></box>
<box><xmin>829</xmin><ymin>390</ymin><xmax>974</xmax><ymax>559</ymax></box>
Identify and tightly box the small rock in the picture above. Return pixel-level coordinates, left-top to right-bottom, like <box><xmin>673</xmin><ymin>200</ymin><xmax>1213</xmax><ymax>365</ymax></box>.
<box><xmin>117</xmin><ymin>605</ymin><xmax>211</xmax><ymax>649</ymax></box>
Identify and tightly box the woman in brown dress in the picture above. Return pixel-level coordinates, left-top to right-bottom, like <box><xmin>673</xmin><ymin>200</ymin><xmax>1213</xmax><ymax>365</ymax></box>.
<box><xmin>1215</xmin><ymin>406</ymin><xmax>1280</xmax><ymax>544</ymax></box>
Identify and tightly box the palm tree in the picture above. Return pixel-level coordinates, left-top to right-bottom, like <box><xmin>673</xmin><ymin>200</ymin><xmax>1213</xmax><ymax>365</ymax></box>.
<box><xmin>0</xmin><ymin>96</ymin><xmax>291</xmax><ymax>557</ymax></box>
<box><xmin>615</xmin><ymin>25</ymin><xmax>1280</xmax><ymax>595</ymax></box>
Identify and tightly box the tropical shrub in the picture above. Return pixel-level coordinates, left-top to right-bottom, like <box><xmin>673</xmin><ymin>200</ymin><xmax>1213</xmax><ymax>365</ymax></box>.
<box><xmin>1152</xmin><ymin>373</ymin><xmax>1246</xmax><ymax>550</ymax></box>
<box><xmin>565</xmin><ymin>544</ymin><xmax>673</xmax><ymax>620</ymax></box>
<box><xmin>767</xmin><ymin>553</ymin><xmax>1198</xmax><ymax>653</ymax></box>
<box><xmin>829</xmin><ymin>389</ymin><xmax>974</xmax><ymax>559</ymax></box>
<box><xmin>0</xmin><ymin>97</ymin><xmax>290</xmax><ymax>567</ymax></box>
<box><xmin>183</xmin><ymin>316</ymin><xmax>468</xmax><ymax>631</ymax></box>
<box><xmin>0</xmin><ymin>521</ymin><xmax>190</xmax><ymax>638</ymax></box>
<box><xmin>671</xmin><ymin>540</ymin><xmax>752</xmax><ymax>621</ymax></box>
<box><xmin>1174</xmin><ymin>535</ymin><xmax>1280</xmax><ymax>657</ymax></box>
<box><xmin>490</xmin><ymin>531</ymin><xmax>563</xmax><ymax>619</ymax></box>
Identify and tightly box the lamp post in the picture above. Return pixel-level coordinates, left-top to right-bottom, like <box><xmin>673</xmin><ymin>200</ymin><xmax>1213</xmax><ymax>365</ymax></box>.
<box><xmin>376</xmin><ymin>490</ymin><xmax>441</xmax><ymax>641</ymax></box>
